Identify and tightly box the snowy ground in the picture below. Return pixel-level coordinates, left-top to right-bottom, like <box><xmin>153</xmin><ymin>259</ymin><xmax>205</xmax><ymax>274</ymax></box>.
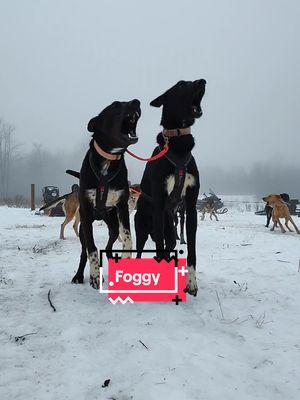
<box><xmin>1</xmin><ymin>206</ymin><xmax>300</xmax><ymax>400</ymax></box>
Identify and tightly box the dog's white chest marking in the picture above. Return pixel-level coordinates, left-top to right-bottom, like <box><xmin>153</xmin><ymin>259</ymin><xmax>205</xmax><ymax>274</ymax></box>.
<box><xmin>165</xmin><ymin>173</ymin><xmax>195</xmax><ymax>197</ymax></box>
<box><xmin>85</xmin><ymin>189</ymin><xmax>124</xmax><ymax>207</ymax></box>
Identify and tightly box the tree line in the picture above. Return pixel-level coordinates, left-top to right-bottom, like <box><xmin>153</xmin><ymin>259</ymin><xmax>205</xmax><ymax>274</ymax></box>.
<box><xmin>0</xmin><ymin>117</ymin><xmax>299</xmax><ymax>206</ymax></box>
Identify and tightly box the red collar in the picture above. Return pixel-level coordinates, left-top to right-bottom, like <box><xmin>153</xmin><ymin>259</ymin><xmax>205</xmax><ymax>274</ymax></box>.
<box><xmin>93</xmin><ymin>140</ymin><xmax>122</xmax><ymax>161</ymax></box>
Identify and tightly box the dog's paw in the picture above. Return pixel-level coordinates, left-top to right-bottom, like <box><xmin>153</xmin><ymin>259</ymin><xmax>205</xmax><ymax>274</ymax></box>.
<box><xmin>120</xmin><ymin>228</ymin><xmax>132</xmax><ymax>259</ymax></box>
<box><xmin>89</xmin><ymin>250</ymin><xmax>100</xmax><ymax>290</ymax></box>
<box><xmin>71</xmin><ymin>273</ymin><xmax>84</xmax><ymax>284</ymax></box>
<box><xmin>90</xmin><ymin>275</ymin><xmax>100</xmax><ymax>290</ymax></box>
<box><xmin>184</xmin><ymin>266</ymin><xmax>198</xmax><ymax>297</ymax></box>
<box><xmin>122</xmin><ymin>251</ymin><xmax>132</xmax><ymax>259</ymax></box>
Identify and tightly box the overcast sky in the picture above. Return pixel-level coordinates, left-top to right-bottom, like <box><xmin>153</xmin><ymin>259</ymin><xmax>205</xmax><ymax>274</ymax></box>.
<box><xmin>1</xmin><ymin>0</ymin><xmax>300</xmax><ymax>175</ymax></box>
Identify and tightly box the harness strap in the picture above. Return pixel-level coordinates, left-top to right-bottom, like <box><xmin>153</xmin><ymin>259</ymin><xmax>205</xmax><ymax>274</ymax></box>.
<box><xmin>140</xmin><ymin>150</ymin><xmax>192</xmax><ymax>206</ymax></box>
<box><xmin>88</xmin><ymin>151</ymin><xmax>124</xmax><ymax>215</ymax></box>
<box><xmin>169</xmin><ymin>166</ymin><xmax>186</xmax><ymax>204</ymax></box>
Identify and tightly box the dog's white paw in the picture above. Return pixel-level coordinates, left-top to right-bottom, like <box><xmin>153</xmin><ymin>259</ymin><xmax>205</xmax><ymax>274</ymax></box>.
<box><xmin>89</xmin><ymin>250</ymin><xmax>100</xmax><ymax>290</ymax></box>
<box><xmin>184</xmin><ymin>266</ymin><xmax>198</xmax><ymax>297</ymax></box>
<box><xmin>122</xmin><ymin>251</ymin><xmax>132</xmax><ymax>258</ymax></box>
<box><xmin>90</xmin><ymin>274</ymin><xmax>100</xmax><ymax>290</ymax></box>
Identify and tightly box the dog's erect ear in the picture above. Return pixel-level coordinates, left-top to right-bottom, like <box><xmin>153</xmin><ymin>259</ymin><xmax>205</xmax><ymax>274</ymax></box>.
<box><xmin>87</xmin><ymin>116</ymin><xmax>99</xmax><ymax>133</ymax></box>
<box><xmin>150</xmin><ymin>81</ymin><xmax>185</xmax><ymax>107</ymax></box>
<box><xmin>150</xmin><ymin>93</ymin><xmax>165</xmax><ymax>108</ymax></box>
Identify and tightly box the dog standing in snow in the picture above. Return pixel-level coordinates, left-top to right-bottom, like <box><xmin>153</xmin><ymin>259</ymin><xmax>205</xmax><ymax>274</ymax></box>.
<box><xmin>68</xmin><ymin>100</ymin><xmax>141</xmax><ymax>289</ymax></box>
<box><xmin>263</xmin><ymin>193</ymin><xmax>300</xmax><ymax>234</ymax></box>
<box><xmin>40</xmin><ymin>184</ymin><xmax>80</xmax><ymax>240</ymax></box>
<box><xmin>134</xmin><ymin>79</ymin><xmax>206</xmax><ymax>296</ymax></box>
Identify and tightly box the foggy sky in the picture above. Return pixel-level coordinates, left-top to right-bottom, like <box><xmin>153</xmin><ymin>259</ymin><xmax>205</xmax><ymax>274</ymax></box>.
<box><xmin>1</xmin><ymin>0</ymin><xmax>300</xmax><ymax>184</ymax></box>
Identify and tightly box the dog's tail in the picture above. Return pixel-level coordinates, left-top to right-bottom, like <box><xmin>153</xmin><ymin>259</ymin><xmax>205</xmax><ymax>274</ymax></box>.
<box><xmin>66</xmin><ymin>169</ymin><xmax>80</xmax><ymax>179</ymax></box>
<box><xmin>39</xmin><ymin>192</ymin><xmax>72</xmax><ymax>212</ymax></box>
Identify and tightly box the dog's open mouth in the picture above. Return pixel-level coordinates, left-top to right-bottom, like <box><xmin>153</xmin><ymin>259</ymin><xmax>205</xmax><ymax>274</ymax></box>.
<box><xmin>122</xmin><ymin>110</ymin><xmax>140</xmax><ymax>144</ymax></box>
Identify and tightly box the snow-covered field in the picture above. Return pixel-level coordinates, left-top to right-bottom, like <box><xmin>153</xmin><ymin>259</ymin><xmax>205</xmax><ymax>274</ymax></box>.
<box><xmin>1</xmin><ymin>206</ymin><xmax>299</xmax><ymax>400</ymax></box>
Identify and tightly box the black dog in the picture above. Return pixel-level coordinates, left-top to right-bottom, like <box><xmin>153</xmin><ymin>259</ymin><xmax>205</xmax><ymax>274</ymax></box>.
<box><xmin>69</xmin><ymin>100</ymin><xmax>141</xmax><ymax>289</ymax></box>
<box><xmin>265</xmin><ymin>192</ymin><xmax>290</xmax><ymax>227</ymax></box>
<box><xmin>134</xmin><ymin>79</ymin><xmax>206</xmax><ymax>296</ymax></box>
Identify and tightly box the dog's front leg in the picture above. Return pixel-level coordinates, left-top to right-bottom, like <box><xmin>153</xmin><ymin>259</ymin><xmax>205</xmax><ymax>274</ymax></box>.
<box><xmin>152</xmin><ymin>184</ymin><xmax>165</xmax><ymax>258</ymax></box>
<box><xmin>80</xmin><ymin>212</ymin><xmax>99</xmax><ymax>289</ymax></box>
<box><xmin>180</xmin><ymin>209</ymin><xmax>186</xmax><ymax>244</ymax></box>
<box><xmin>185</xmin><ymin>186</ymin><xmax>199</xmax><ymax>297</ymax></box>
<box><xmin>117</xmin><ymin>198</ymin><xmax>132</xmax><ymax>258</ymax></box>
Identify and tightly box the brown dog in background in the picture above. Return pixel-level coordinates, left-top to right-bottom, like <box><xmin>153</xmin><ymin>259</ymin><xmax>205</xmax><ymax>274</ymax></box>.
<box><xmin>263</xmin><ymin>194</ymin><xmax>300</xmax><ymax>234</ymax></box>
<box><xmin>59</xmin><ymin>191</ymin><xmax>80</xmax><ymax>240</ymax></box>
<box><xmin>40</xmin><ymin>186</ymin><xmax>80</xmax><ymax>240</ymax></box>
<box><xmin>201</xmin><ymin>198</ymin><xmax>219</xmax><ymax>221</ymax></box>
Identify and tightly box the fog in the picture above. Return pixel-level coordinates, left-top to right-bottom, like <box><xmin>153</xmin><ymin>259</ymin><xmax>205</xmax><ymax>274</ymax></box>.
<box><xmin>0</xmin><ymin>0</ymin><xmax>299</xmax><ymax>201</ymax></box>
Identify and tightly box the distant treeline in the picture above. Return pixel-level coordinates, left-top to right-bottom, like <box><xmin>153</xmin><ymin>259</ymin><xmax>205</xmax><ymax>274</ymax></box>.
<box><xmin>7</xmin><ymin>150</ymin><xmax>300</xmax><ymax>203</ymax></box>
<box><xmin>1</xmin><ymin>117</ymin><xmax>299</xmax><ymax>204</ymax></box>
<box><xmin>199</xmin><ymin>163</ymin><xmax>300</xmax><ymax>199</ymax></box>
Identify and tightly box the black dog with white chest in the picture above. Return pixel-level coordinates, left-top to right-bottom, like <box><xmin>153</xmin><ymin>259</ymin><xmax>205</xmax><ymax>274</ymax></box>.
<box><xmin>134</xmin><ymin>79</ymin><xmax>206</xmax><ymax>296</ymax></box>
<box><xmin>69</xmin><ymin>100</ymin><xmax>141</xmax><ymax>289</ymax></box>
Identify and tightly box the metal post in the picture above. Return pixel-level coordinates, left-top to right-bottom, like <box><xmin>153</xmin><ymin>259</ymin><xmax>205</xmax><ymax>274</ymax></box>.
<box><xmin>31</xmin><ymin>184</ymin><xmax>35</xmax><ymax>211</ymax></box>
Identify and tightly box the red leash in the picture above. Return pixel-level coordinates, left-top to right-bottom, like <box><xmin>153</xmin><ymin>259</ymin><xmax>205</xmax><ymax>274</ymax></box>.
<box><xmin>126</xmin><ymin>143</ymin><xmax>169</xmax><ymax>162</ymax></box>
<box><xmin>129</xmin><ymin>187</ymin><xmax>141</xmax><ymax>195</ymax></box>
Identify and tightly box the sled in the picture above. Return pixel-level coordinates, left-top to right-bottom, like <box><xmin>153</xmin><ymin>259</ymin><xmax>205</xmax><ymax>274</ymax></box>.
<box><xmin>41</xmin><ymin>186</ymin><xmax>65</xmax><ymax>217</ymax></box>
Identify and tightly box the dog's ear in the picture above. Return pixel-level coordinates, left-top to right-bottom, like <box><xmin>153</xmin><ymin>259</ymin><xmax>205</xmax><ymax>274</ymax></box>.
<box><xmin>150</xmin><ymin>93</ymin><xmax>165</xmax><ymax>108</ymax></box>
<box><xmin>150</xmin><ymin>81</ymin><xmax>185</xmax><ymax>107</ymax></box>
<box><xmin>87</xmin><ymin>116</ymin><xmax>100</xmax><ymax>133</ymax></box>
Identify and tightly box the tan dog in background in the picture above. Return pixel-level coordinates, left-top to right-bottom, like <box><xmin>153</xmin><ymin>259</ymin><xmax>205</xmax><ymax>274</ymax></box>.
<box><xmin>59</xmin><ymin>191</ymin><xmax>80</xmax><ymax>240</ymax></box>
<box><xmin>40</xmin><ymin>189</ymin><xmax>80</xmax><ymax>240</ymax></box>
<box><xmin>201</xmin><ymin>198</ymin><xmax>219</xmax><ymax>221</ymax></box>
<box><xmin>263</xmin><ymin>194</ymin><xmax>300</xmax><ymax>234</ymax></box>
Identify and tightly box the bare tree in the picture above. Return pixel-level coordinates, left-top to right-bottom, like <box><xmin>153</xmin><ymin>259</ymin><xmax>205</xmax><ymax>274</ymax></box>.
<box><xmin>0</xmin><ymin>119</ymin><xmax>16</xmax><ymax>199</ymax></box>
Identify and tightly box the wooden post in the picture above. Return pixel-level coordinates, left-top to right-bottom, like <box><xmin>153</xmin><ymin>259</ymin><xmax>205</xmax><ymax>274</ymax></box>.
<box><xmin>31</xmin><ymin>184</ymin><xmax>35</xmax><ymax>211</ymax></box>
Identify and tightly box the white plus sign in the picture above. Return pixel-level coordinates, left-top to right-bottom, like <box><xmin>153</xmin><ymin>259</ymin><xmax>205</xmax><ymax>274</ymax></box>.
<box><xmin>178</xmin><ymin>266</ymin><xmax>188</xmax><ymax>277</ymax></box>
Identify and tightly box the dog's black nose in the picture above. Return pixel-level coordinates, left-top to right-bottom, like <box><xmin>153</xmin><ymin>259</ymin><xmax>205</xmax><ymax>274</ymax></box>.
<box><xmin>193</xmin><ymin>107</ymin><xmax>202</xmax><ymax>118</ymax></box>
<box><xmin>194</xmin><ymin>79</ymin><xmax>206</xmax><ymax>86</ymax></box>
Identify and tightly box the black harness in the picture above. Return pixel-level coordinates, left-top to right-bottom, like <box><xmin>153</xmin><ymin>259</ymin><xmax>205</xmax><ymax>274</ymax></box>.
<box><xmin>164</xmin><ymin>150</ymin><xmax>192</xmax><ymax>207</ymax></box>
<box><xmin>141</xmin><ymin>146</ymin><xmax>192</xmax><ymax>209</ymax></box>
<box><xmin>88</xmin><ymin>151</ymin><xmax>124</xmax><ymax>218</ymax></box>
